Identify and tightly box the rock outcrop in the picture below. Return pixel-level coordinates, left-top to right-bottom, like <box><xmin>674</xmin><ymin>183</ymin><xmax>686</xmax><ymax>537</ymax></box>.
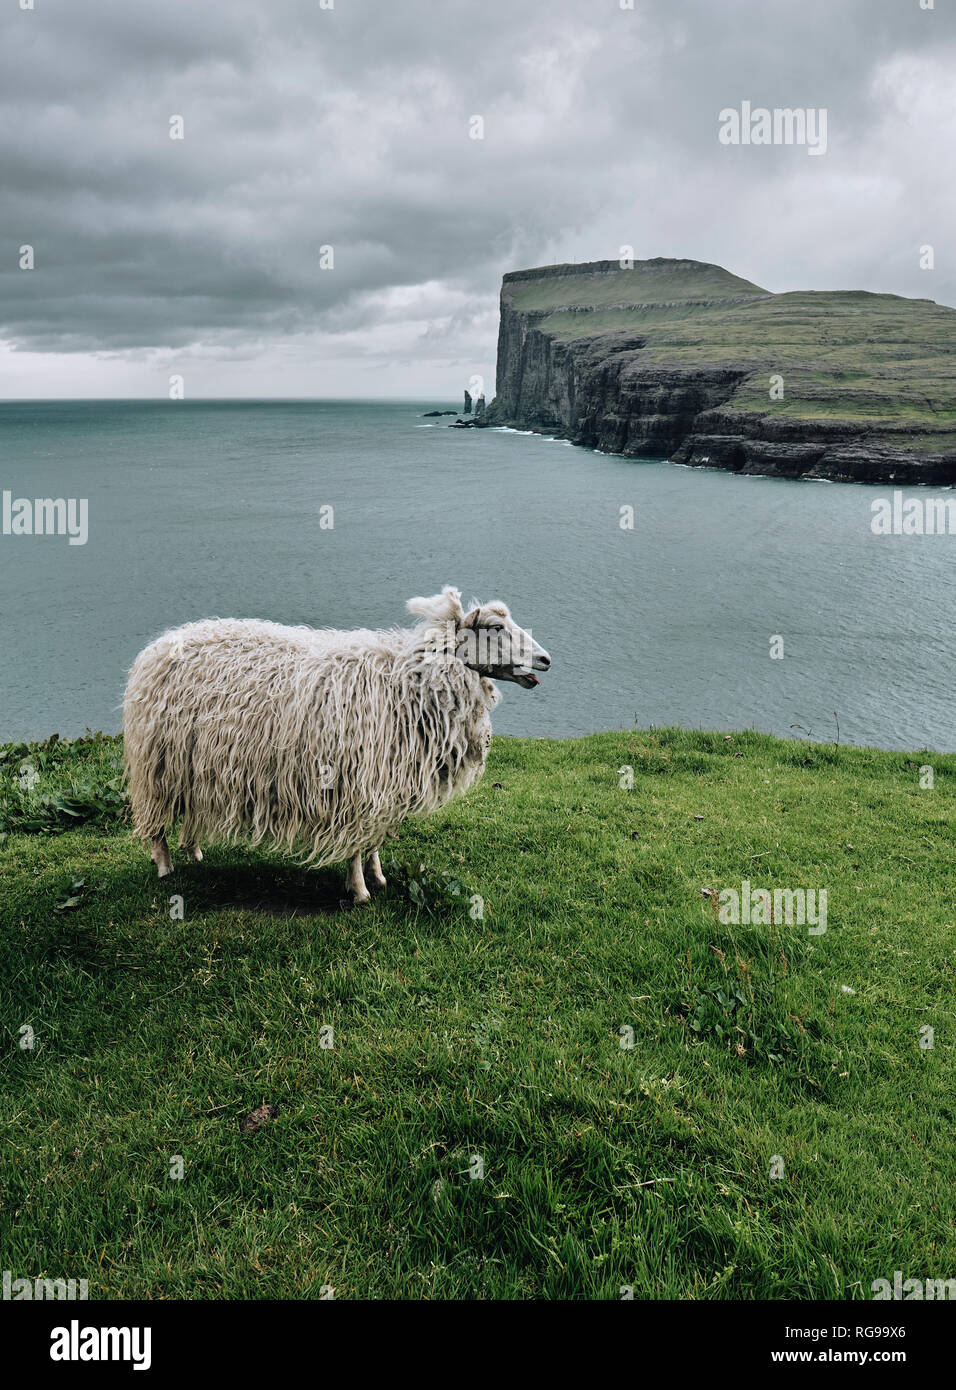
<box><xmin>482</xmin><ymin>258</ymin><xmax>956</xmax><ymax>484</ymax></box>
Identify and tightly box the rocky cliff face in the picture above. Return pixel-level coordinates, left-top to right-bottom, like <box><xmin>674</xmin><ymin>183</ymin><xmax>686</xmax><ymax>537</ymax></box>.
<box><xmin>483</xmin><ymin>259</ymin><xmax>956</xmax><ymax>485</ymax></box>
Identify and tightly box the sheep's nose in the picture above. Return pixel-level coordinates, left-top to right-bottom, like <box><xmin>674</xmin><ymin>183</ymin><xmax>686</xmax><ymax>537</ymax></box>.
<box><xmin>534</xmin><ymin>651</ymin><xmax>551</xmax><ymax>671</ymax></box>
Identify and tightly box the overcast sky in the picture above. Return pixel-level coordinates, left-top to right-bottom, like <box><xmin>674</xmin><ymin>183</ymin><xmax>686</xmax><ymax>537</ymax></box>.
<box><xmin>1</xmin><ymin>0</ymin><xmax>953</xmax><ymax>399</ymax></box>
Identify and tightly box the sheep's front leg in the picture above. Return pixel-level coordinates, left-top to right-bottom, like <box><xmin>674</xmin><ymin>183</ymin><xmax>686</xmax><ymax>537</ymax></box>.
<box><xmin>347</xmin><ymin>851</ymin><xmax>371</xmax><ymax>905</ymax></box>
<box><xmin>151</xmin><ymin>834</ymin><xmax>173</xmax><ymax>878</ymax></box>
<box><xmin>365</xmin><ymin>847</ymin><xmax>386</xmax><ymax>891</ymax></box>
<box><xmin>179</xmin><ymin>841</ymin><xmax>203</xmax><ymax>862</ymax></box>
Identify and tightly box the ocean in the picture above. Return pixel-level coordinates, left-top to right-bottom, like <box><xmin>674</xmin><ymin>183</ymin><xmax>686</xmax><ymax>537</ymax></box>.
<box><xmin>1</xmin><ymin>398</ymin><xmax>953</xmax><ymax>751</ymax></box>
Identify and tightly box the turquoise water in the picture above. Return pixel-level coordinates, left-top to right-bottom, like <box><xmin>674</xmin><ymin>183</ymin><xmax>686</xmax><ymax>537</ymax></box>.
<box><xmin>0</xmin><ymin>399</ymin><xmax>953</xmax><ymax>750</ymax></box>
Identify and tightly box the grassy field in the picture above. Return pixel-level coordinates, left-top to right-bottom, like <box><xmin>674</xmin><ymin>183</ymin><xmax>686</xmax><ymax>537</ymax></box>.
<box><xmin>1</xmin><ymin>727</ymin><xmax>954</xmax><ymax>1300</ymax></box>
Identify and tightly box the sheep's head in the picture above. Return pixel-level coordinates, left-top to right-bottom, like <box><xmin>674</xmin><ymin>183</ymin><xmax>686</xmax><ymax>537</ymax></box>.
<box><xmin>407</xmin><ymin>586</ymin><xmax>551</xmax><ymax>690</ymax></box>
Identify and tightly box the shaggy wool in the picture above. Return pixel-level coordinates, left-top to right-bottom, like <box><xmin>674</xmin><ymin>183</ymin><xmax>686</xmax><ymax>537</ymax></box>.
<box><xmin>123</xmin><ymin>589</ymin><xmax>498</xmax><ymax>866</ymax></box>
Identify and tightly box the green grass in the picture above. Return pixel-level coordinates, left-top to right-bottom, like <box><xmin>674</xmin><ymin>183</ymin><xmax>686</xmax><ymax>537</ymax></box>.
<box><xmin>506</xmin><ymin>258</ymin><xmax>768</xmax><ymax>311</ymax></box>
<box><xmin>2</xmin><ymin>728</ymin><xmax>954</xmax><ymax>1299</ymax></box>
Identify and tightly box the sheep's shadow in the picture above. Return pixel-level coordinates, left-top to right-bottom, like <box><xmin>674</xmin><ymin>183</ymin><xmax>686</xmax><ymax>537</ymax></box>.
<box><xmin>168</xmin><ymin>857</ymin><xmax>354</xmax><ymax>917</ymax></box>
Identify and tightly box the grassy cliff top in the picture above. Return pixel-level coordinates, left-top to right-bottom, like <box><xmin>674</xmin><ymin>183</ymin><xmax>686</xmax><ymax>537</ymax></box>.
<box><xmin>503</xmin><ymin>257</ymin><xmax>769</xmax><ymax>309</ymax></box>
<box><xmin>503</xmin><ymin>258</ymin><xmax>956</xmax><ymax>440</ymax></box>
<box><xmin>2</xmin><ymin>728</ymin><xmax>954</xmax><ymax>1298</ymax></box>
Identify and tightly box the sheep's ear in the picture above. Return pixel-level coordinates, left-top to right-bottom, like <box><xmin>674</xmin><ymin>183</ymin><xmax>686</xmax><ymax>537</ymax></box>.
<box><xmin>441</xmin><ymin>585</ymin><xmax>464</xmax><ymax>617</ymax></box>
<box><xmin>407</xmin><ymin>587</ymin><xmax>464</xmax><ymax>623</ymax></box>
<box><xmin>407</xmin><ymin>594</ymin><xmax>439</xmax><ymax>619</ymax></box>
<box><xmin>461</xmin><ymin>607</ymin><xmax>480</xmax><ymax>629</ymax></box>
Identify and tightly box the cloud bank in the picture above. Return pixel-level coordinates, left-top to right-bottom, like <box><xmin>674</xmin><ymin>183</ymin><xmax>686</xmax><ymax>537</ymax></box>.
<box><xmin>1</xmin><ymin>0</ymin><xmax>952</xmax><ymax>396</ymax></box>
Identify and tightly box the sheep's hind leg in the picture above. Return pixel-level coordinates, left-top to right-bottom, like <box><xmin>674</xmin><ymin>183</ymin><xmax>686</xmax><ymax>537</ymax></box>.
<box><xmin>179</xmin><ymin>840</ymin><xmax>203</xmax><ymax>862</ymax></box>
<box><xmin>365</xmin><ymin>847</ymin><xmax>386</xmax><ymax>891</ymax></box>
<box><xmin>150</xmin><ymin>833</ymin><xmax>173</xmax><ymax>878</ymax></box>
<box><xmin>347</xmin><ymin>851</ymin><xmax>371</xmax><ymax>905</ymax></box>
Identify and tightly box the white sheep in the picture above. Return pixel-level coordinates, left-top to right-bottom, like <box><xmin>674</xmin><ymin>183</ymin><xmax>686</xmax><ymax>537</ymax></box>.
<box><xmin>123</xmin><ymin>586</ymin><xmax>550</xmax><ymax>903</ymax></box>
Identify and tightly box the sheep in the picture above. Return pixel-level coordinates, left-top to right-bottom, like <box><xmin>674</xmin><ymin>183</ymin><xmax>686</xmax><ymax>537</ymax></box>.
<box><xmin>123</xmin><ymin>586</ymin><xmax>550</xmax><ymax>903</ymax></box>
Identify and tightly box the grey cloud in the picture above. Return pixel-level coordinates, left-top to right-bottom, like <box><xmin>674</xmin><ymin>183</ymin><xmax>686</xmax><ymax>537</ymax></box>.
<box><xmin>0</xmin><ymin>0</ymin><xmax>953</xmax><ymax>385</ymax></box>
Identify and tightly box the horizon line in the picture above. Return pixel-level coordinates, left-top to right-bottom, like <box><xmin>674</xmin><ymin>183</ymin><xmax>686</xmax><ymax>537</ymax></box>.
<box><xmin>0</xmin><ymin>395</ymin><xmax>466</xmax><ymax>405</ymax></box>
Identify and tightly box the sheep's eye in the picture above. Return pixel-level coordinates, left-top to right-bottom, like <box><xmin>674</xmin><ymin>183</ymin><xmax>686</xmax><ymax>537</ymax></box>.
<box><xmin>485</xmin><ymin>623</ymin><xmax>504</xmax><ymax>631</ymax></box>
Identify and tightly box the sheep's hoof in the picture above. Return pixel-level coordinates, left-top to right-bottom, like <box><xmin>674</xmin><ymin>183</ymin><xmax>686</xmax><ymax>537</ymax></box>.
<box><xmin>185</xmin><ymin>847</ymin><xmax>203</xmax><ymax>862</ymax></box>
<box><xmin>368</xmin><ymin>873</ymin><xmax>387</xmax><ymax>891</ymax></box>
<box><xmin>350</xmin><ymin>890</ymin><xmax>372</xmax><ymax>907</ymax></box>
<box><xmin>151</xmin><ymin>835</ymin><xmax>173</xmax><ymax>877</ymax></box>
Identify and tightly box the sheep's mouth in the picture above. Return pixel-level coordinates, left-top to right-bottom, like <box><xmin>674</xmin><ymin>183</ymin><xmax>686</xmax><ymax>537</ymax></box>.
<box><xmin>492</xmin><ymin>667</ymin><xmax>540</xmax><ymax>689</ymax></box>
<box><xmin>512</xmin><ymin>670</ymin><xmax>540</xmax><ymax>689</ymax></box>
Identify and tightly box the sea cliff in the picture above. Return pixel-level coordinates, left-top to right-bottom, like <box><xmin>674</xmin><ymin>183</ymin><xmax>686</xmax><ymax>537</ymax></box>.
<box><xmin>482</xmin><ymin>258</ymin><xmax>956</xmax><ymax>484</ymax></box>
